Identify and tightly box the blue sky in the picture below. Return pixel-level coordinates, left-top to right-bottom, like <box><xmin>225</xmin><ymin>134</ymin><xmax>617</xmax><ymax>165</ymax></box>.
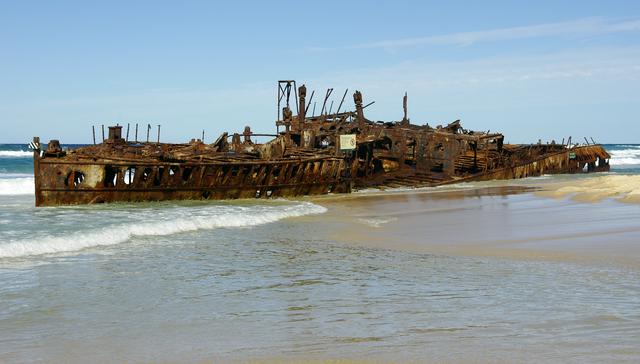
<box><xmin>1</xmin><ymin>0</ymin><xmax>639</xmax><ymax>143</ymax></box>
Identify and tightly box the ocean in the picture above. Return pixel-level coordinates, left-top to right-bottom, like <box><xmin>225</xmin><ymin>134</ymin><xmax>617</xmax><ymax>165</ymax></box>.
<box><xmin>1</xmin><ymin>143</ymin><xmax>639</xmax><ymax>363</ymax></box>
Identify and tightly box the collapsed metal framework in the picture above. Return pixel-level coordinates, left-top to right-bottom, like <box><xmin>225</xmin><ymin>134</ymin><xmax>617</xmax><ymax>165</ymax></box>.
<box><xmin>32</xmin><ymin>81</ymin><xmax>611</xmax><ymax>206</ymax></box>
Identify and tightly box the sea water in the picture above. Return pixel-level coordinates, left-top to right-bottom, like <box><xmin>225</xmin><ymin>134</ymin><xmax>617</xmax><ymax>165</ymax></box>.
<box><xmin>1</xmin><ymin>143</ymin><xmax>639</xmax><ymax>363</ymax></box>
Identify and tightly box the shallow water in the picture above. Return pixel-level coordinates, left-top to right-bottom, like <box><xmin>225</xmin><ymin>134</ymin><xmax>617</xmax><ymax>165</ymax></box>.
<box><xmin>0</xmin><ymin>193</ymin><xmax>639</xmax><ymax>363</ymax></box>
<box><xmin>1</xmin><ymin>144</ymin><xmax>640</xmax><ymax>363</ymax></box>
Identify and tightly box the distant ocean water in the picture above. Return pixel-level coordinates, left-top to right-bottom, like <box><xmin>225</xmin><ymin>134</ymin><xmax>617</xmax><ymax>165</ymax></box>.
<box><xmin>1</xmin><ymin>142</ymin><xmax>640</xmax><ymax>362</ymax></box>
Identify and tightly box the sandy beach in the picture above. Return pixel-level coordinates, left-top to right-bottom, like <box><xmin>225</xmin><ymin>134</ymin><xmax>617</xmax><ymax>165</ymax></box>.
<box><xmin>306</xmin><ymin>176</ymin><xmax>640</xmax><ymax>267</ymax></box>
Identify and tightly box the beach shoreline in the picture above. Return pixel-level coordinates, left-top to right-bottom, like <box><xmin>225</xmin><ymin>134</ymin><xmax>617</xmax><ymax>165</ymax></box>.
<box><xmin>303</xmin><ymin>178</ymin><xmax>640</xmax><ymax>268</ymax></box>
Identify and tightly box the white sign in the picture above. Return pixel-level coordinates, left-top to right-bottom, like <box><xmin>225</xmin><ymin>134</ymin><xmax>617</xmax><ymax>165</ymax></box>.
<box><xmin>339</xmin><ymin>134</ymin><xmax>357</xmax><ymax>150</ymax></box>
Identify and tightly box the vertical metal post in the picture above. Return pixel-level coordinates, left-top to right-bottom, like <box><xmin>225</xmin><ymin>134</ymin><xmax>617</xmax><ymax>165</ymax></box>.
<box><xmin>126</xmin><ymin>123</ymin><xmax>130</xmax><ymax>141</ymax></box>
<box><xmin>354</xmin><ymin>91</ymin><xmax>365</xmax><ymax>129</ymax></box>
<box><xmin>402</xmin><ymin>92</ymin><xmax>408</xmax><ymax>124</ymax></box>
<box><xmin>135</xmin><ymin>123</ymin><xmax>139</xmax><ymax>142</ymax></box>
<box><xmin>202</xmin><ymin>130</ymin><xmax>205</xmax><ymax>140</ymax></box>
<box><xmin>92</xmin><ymin>126</ymin><xmax>96</xmax><ymax>145</ymax></box>
<box><xmin>146</xmin><ymin>124</ymin><xmax>151</xmax><ymax>143</ymax></box>
<box><xmin>101</xmin><ymin>125</ymin><xmax>105</xmax><ymax>142</ymax></box>
<box><xmin>305</xmin><ymin>90</ymin><xmax>315</xmax><ymax>114</ymax></box>
<box><xmin>293</xmin><ymin>81</ymin><xmax>299</xmax><ymax>116</ymax></box>
<box><xmin>157</xmin><ymin>124</ymin><xmax>161</xmax><ymax>143</ymax></box>
<box><xmin>297</xmin><ymin>84</ymin><xmax>307</xmax><ymax>128</ymax></box>
<box><xmin>321</xmin><ymin>88</ymin><xmax>333</xmax><ymax>115</ymax></box>
<box><xmin>335</xmin><ymin>89</ymin><xmax>348</xmax><ymax>115</ymax></box>
<box><xmin>32</xmin><ymin>136</ymin><xmax>42</xmax><ymax>206</ymax></box>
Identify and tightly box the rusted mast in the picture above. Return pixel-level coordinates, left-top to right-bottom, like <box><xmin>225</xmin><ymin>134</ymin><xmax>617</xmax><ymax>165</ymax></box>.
<box><xmin>402</xmin><ymin>92</ymin><xmax>409</xmax><ymax>126</ymax></box>
<box><xmin>353</xmin><ymin>90</ymin><xmax>365</xmax><ymax>129</ymax></box>
<box><xmin>297</xmin><ymin>84</ymin><xmax>306</xmax><ymax>132</ymax></box>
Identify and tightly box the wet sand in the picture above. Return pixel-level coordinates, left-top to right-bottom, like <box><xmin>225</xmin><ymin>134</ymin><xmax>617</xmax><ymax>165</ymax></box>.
<box><xmin>307</xmin><ymin>181</ymin><xmax>640</xmax><ymax>267</ymax></box>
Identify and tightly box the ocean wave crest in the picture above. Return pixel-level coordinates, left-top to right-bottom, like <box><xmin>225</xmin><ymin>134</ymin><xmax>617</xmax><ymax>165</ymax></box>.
<box><xmin>0</xmin><ymin>202</ymin><xmax>327</xmax><ymax>258</ymax></box>
<box><xmin>610</xmin><ymin>158</ymin><xmax>640</xmax><ymax>166</ymax></box>
<box><xmin>611</xmin><ymin>145</ymin><xmax>640</xmax><ymax>149</ymax></box>
<box><xmin>609</xmin><ymin>147</ymin><xmax>640</xmax><ymax>166</ymax></box>
<box><xmin>0</xmin><ymin>150</ymin><xmax>32</xmax><ymax>158</ymax></box>
<box><xmin>0</xmin><ymin>177</ymin><xmax>34</xmax><ymax>195</ymax></box>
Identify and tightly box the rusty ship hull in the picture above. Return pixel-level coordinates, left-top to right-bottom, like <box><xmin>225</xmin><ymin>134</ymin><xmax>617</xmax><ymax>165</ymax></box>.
<box><xmin>32</xmin><ymin>81</ymin><xmax>610</xmax><ymax>206</ymax></box>
<box><xmin>34</xmin><ymin>157</ymin><xmax>350</xmax><ymax>206</ymax></box>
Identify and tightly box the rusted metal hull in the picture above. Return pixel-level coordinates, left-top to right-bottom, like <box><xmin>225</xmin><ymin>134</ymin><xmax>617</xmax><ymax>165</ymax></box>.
<box><xmin>31</xmin><ymin>80</ymin><xmax>611</xmax><ymax>206</ymax></box>
<box><xmin>32</xmin><ymin>143</ymin><xmax>609</xmax><ymax>206</ymax></box>
<box><xmin>34</xmin><ymin>157</ymin><xmax>350</xmax><ymax>206</ymax></box>
<box><xmin>438</xmin><ymin>145</ymin><xmax>610</xmax><ymax>187</ymax></box>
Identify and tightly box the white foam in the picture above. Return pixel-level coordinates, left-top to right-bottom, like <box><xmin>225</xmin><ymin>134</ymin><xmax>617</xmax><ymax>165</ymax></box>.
<box><xmin>610</xmin><ymin>158</ymin><xmax>640</xmax><ymax>166</ymax></box>
<box><xmin>0</xmin><ymin>150</ymin><xmax>32</xmax><ymax>158</ymax></box>
<box><xmin>0</xmin><ymin>177</ymin><xmax>34</xmax><ymax>195</ymax></box>
<box><xmin>609</xmin><ymin>147</ymin><xmax>640</xmax><ymax>166</ymax></box>
<box><xmin>609</xmin><ymin>149</ymin><xmax>640</xmax><ymax>158</ymax></box>
<box><xmin>0</xmin><ymin>202</ymin><xmax>327</xmax><ymax>258</ymax></box>
<box><xmin>357</xmin><ymin>217</ymin><xmax>398</xmax><ymax>228</ymax></box>
<box><xmin>0</xmin><ymin>173</ymin><xmax>32</xmax><ymax>178</ymax></box>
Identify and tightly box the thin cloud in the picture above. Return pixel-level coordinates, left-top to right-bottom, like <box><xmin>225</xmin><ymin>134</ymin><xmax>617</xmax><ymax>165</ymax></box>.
<box><xmin>308</xmin><ymin>17</ymin><xmax>640</xmax><ymax>51</ymax></box>
<box><xmin>298</xmin><ymin>46</ymin><xmax>640</xmax><ymax>112</ymax></box>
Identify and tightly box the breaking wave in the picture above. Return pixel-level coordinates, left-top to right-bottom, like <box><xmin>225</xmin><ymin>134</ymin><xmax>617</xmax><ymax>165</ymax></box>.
<box><xmin>0</xmin><ymin>202</ymin><xmax>327</xmax><ymax>258</ymax></box>
<box><xmin>608</xmin><ymin>146</ymin><xmax>640</xmax><ymax>166</ymax></box>
<box><xmin>0</xmin><ymin>150</ymin><xmax>32</xmax><ymax>158</ymax></box>
<box><xmin>0</xmin><ymin>176</ymin><xmax>34</xmax><ymax>195</ymax></box>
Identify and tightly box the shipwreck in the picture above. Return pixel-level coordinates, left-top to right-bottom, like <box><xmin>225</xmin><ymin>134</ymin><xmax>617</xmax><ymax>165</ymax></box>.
<box><xmin>31</xmin><ymin>80</ymin><xmax>610</xmax><ymax>206</ymax></box>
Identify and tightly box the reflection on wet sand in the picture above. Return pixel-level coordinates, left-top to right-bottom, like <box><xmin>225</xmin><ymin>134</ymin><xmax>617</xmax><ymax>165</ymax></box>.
<box><xmin>308</xmin><ymin>182</ymin><xmax>640</xmax><ymax>266</ymax></box>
